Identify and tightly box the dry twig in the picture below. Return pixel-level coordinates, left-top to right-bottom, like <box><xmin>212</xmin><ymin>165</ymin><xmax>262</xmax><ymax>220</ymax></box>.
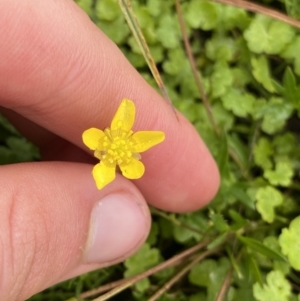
<box><xmin>147</xmin><ymin>249</ymin><xmax>218</xmax><ymax>301</ymax></box>
<box><xmin>79</xmin><ymin>240</ymin><xmax>209</xmax><ymax>300</ymax></box>
<box><xmin>215</xmin><ymin>268</ymin><xmax>234</xmax><ymax>301</ymax></box>
<box><xmin>175</xmin><ymin>0</ymin><xmax>219</xmax><ymax>135</ymax></box>
<box><xmin>212</xmin><ymin>0</ymin><xmax>300</xmax><ymax>29</ymax></box>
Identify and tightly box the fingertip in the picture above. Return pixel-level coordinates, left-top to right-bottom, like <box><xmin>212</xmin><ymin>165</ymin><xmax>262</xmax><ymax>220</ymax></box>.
<box><xmin>137</xmin><ymin>113</ymin><xmax>220</xmax><ymax>212</ymax></box>
<box><xmin>0</xmin><ymin>162</ymin><xmax>151</xmax><ymax>300</ymax></box>
<box><xmin>84</xmin><ymin>192</ymin><xmax>149</xmax><ymax>264</ymax></box>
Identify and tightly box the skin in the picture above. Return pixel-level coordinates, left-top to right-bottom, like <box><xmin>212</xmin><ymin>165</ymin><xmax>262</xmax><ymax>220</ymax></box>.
<box><xmin>0</xmin><ymin>0</ymin><xmax>220</xmax><ymax>300</ymax></box>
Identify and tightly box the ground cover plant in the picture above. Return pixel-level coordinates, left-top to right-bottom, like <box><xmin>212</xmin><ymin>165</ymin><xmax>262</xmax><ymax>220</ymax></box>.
<box><xmin>2</xmin><ymin>0</ymin><xmax>300</xmax><ymax>300</ymax></box>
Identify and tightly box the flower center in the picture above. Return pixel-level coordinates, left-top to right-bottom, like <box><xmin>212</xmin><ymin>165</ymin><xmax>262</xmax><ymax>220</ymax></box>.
<box><xmin>96</xmin><ymin>129</ymin><xmax>134</xmax><ymax>166</ymax></box>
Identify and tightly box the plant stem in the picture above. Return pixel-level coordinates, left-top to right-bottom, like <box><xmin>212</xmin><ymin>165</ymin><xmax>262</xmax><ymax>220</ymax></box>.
<box><xmin>151</xmin><ymin>207</ymin><xmax>204</xmax><ymax>235</ymax></box>
<box><xmin>148</xmin><ymin>249</ymin><xmax>219</xmax><ymax>301</ymax></box>
<box><xmin>215</xmin><ymin>268</ymin><xmax>234</xmax><ymax>301</ymax></box>
<box><xmin>175</xmin><ymin>0</ymin><xmax>219</xmax><ymax>135</ymax></box>
<box><xmin>211</xmin><ymin>0</ymin><xmax>300</xmax><ymax>29</ymax></box>
<box><xmin>118</xmin><ymin>0</ymin><xmax>178</xmax><ymax>118</ymax></box>
<box><xmin>81</xmin><ymin>240</ymin><xmax>209</xmax><ymax>300</ymax></box>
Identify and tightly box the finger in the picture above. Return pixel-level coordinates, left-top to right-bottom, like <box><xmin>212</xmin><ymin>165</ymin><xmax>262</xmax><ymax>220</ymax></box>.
<box><xmin>0</xmin><ymin>162</ymin><xmax>150</xmax><ymax>301</ymax></box>
<box><xmin>0</xmin><ymin>0</ymin><xmax>220</xmax><ymax>212</ymax></box>
<box><xmin>1</xmin><ymin>107</ymin><xmax>95</xmax><ymax>163</ymax></box>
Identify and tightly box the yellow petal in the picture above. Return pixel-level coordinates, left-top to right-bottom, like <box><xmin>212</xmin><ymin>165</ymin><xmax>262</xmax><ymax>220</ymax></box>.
<box><xmin>92</xmin><ymin>162</ymin><xmax>116</xmax><ymax>189</ymax></box>
<box><xmin>111</xmin><ymin>99</ymin><xmax>135</xmax><ymax>132</ymax></box>
<box><xmin>82</xmin><ymin>128</ymin><xmax>105</xmax><ymax>150</ymax></box>
<box><xmin>130</xmin><ymin>131</ymin><xmax>165</xmax><ymax>152</ymax></box>
<box><xmin>119</xmin><ymin>158</ymin><xmax>145</xmax><ymax>179</ymax></box>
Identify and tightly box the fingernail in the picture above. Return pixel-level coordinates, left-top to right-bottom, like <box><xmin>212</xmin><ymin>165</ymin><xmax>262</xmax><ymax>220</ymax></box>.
<box><xmin>84</xmin><ymin>194</ymin><xmax>147</xmax><ymax>263</ymax></box>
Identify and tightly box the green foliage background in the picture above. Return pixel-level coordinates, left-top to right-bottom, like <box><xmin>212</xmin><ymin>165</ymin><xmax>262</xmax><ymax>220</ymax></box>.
<box><xmin>2</xmin><ymin>0</ymin><xmax>300</xmax><ymax>300</ymax></box>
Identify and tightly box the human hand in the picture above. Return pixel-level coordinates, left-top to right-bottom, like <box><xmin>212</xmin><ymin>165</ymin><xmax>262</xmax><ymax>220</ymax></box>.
<box><xmin>0</xmin><ymin>1</ymin><xmax>220</xmax><ymax>300</ymax></box>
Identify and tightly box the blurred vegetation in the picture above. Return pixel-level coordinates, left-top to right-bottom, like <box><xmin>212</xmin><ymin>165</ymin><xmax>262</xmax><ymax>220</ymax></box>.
<box><xmin>2</xmin><ymin>0</ymin><xmax>300</xmax><ymax>300</ymax></box>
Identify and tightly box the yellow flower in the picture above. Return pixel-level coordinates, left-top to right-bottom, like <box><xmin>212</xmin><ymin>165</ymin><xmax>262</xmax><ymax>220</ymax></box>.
<box><xmin>82</xmin><ymin>99</ymin><xmax>165</xmax><ymax>189</ymax></box>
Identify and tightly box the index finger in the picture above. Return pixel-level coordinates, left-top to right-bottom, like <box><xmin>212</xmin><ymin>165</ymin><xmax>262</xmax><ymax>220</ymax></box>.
<box><xmin>0</xmin><ymin>0</ymin><xmax>219</xmax><ymax>212</ymax></box>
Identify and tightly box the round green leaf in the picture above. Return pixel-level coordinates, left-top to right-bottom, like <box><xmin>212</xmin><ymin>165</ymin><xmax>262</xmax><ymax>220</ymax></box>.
<box><xmin>96</xmin><ymin>0</ymin><xmax>119</xmax><ymax>21</ymax></box>
<box><xmin>254</xmin><ymin>137</ymin><xmax>273</xmax><ymax>170</ymax></box>
<box><xmin>264</xmin><ymin>161</ymin><xmax>294</xmax><ymax>187</ymax></box>
<box><xmin>253</xmin><ymin>270</ymin><xmax>291</xmax><ymax>301</ymax></box>
<box><xmin>222</xmin><ymin>89</ymin><xmax>255</xmax><ymax>117</ymax></box>
<box><xmin>124</xmin><ymin>243</ymin><xmax>160</xmax><ymax>277</ymax></box>
<box><xmin>156</xmin><ymin>15</ymin><xmax>181</xmax><ymax>49</ymax></box>
<box><xmin>251</xmin><ymin>56</ymin><xmax>275</xmax><ymax>92</ymax></box>
<box><xmin>279</xmin><ymin>216</ymin><xmax>300</xmax><ymax>270</ymax></box>
<box><xmin>185</xmin><ymin>0</ymin><xmax>219</xmax><ymax>30</ymax></box>
<box><xmin>244</xmin><ymin>15</ymin><xmax>295</xmax><ymax>54</ymax></box>
<box><xmin>255</xmin><ymin>186</ymin><xmax>283</xmax><ymax>223</ymax></box>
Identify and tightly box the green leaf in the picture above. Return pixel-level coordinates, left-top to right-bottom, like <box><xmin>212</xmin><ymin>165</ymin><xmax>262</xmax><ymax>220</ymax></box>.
<box><xmin>227</xmin><ymin>247</ymin><xmax>243</xmax><ymax>279</ymax></box>
<box><xmin>134</xmin><ymin>278</ymin><xmax>150</xmax><ymax>293</ymax></box>
<box><xmin>134</xmin><ymin>6</ymin><xmax>153</xmax><ymax>30</ymax></box>
<box><xmin>207</xmin><ymin>232</ymin><xmax>228</xmax><ymax>250</ymax></box>
<box><xmin>210</xmin><ymin>212</ymin><xmax>229</xmax><ymax>232</ymax></box>
<box><xmin>284</xmin><ymin>0</ymin><xmax>300</xmax><ymax>19</ymax></box>
<box><xmin>210</xmin><ymin>62</ymin><xmax>233</xmax><ymax>99</ymax></box>
<box><xmin>281</xmin><ymin>36</ymin><xmax>300</xmax><ymax>76</ymax></box>
<box><xmin>128</xmin><ymin>36</ymin><xmax>141</xmax><ymax>54</ymax></box>
<box><xmin>253</xmin><ymin>137</ymin><xmax>274</xmax><ymax>170</ymax></box>
<box><xmin>154</xmin><ymin>265</ymin><xmax>174</xmax><ymax>280</ymax></box>
<box><xmin>173</xmin><ymin>212</ymin><xmax>207</xmax><ymax>243</ymax></box>
<box><xmin>228</xmin><ymin>209</ymin><xmax>248</xmax><ymax>230</ymax></box>
<box><xmin>219</xmin><ymin>5</ymin><xmax>251</xmax><ymax>30</ymax></box>
<box><xmin>175</xmin><ymin>99</ymin><xmax>200</xmax><ymax>122</ymax></box>
<box><xmin>238</xmin><ymin>235</ymin><xmax>287</xmax><ymax>261</ymax></box>
<box><xmin>124</xmin><ymin>243</ymin><xmax>160</xmax><ymax>277</ymax></box>
<box><xmin>227</xmin><ymin>133</ymin><xmax>249</xmax><ymax>169</ymax></box>
<box><xmin>163</xmin><ymin>48</ymin><xmax>187</xmax><ymax>76</ymax></box>
<box><xmin>158</xmin><ymin>218</ymin><xmax>173</xmax><ymax>239</ymax></box>
<box><xmin>263</xmin><ymin>236</ymin><xmax>284</xmax><ymax>254</ymax></box>
<box><xmin>195</xmin><ymin>123</ymin><xmax>219</xmax><ymax>159</ymax></box>
<box><xmin>189</xmin><ymin>258</ymin><xmax>231</xmax><ymax>301</ymax></box>
<box><xmin>230</xmin><ymin>185</ymin><xmax>256</xmax><ymax>210</ymax></box>
<box><xmin>147</xmin><ymin>0</ymin><xmax>162</xmax><ymax>17</ymax></box>
<box><xmin>247</xmin><ymin>254</ymin><xmax>263</xmax><ymax>286</ymax></box>
<box><xmin>189</xmin><ymin>259</ymin><xmax>217</xmax><ymax>287</ymax></box>
<box><xmin>264</xmin><ymin>237</ymin><xmax>290</xmax><ymax>275</ymax></box>
<box><xmin>254</xmin><ymin>97</ymin><xmax>293</xmax><ymax>134</ymax></box>
<box><xmin>253</xmin><ymin>270</ymin><xmax>291</xmax><ymax>301</ymax></box>
<box><xmin>126</xmin><ymin>51</ymin><xmax>146</xmax><ymax>68</ymax></box>
<box><xmin>255</xmin><ymin>186</ymin><xmax>283</xmax><ymax>223</ymax></box>
<box><xmin>251</xmin><ymin>56</ymin><xmax>275</xmax><ymax>92</ymax></box>
<box><xmin>279</xmin><ymin>216</ymin><xmax>300</xmax><ymax>270</ymax></box>
<box><xmin>184</xmin><ymin>0</ymin><xmax>219</xmax><ymax>30</ymax></box>
<box><xmin>273</xmin><ymin>133</ymin><xmax>296</xmax><ymax>156</ymax></box>
<box><xmin>97</xmin><ymin>16</ymin><xmax>130</xmax><ymax>44</ymax></box>
<box><xmin>146</xmin><ymin>222</ymin><xmax>159</xmax><ymax>246</ymax></box>
<box><xmin>231</xmin><ymin>67</ymin><xmax>252</xmax><ymax>88</ymax></box>
<box><xmin>244</xmin><ymin>15</ymin><xmax>295</xmax><ymax>54</ymax></box>
<box><xmin>232</xmin><ymin>288</ymin><xmax>256</xmax><ymax>301</ymax></box>
<box><xmin>282</xmin><ymin>67</ymin><xmax>300</xmax><ymax>109</ymax></box>
<box><xmin>215</xmin><ymin>130</ymin><xmax>229</xmax><ymax>177</ymax></box>
<box><xmin>222</xmin><ymin>89</ymin><xmax>255</xmax><ymax>117</ymax></box>
<box><xmin>156</xmin><ymin>14</ymin><xmax>181</xmax><ymax>49</ymax></box>
<box><xmin>213</xmin><ymin>103</ymin><xmax>235</xmax><ymax>130</ymax></box>
<box><xmin>96</xmin><ymin>0</ymin><xmax>119</xmax><ymax>21</ymax></box>
<box><xmin>207</xmin><ymin>258</ymin><xmax>231</xmax><ymax>301</ymax></box>
<box><xmin>5</xmin><ymin>137</ymin><xmax>39</xmax><ymax>163</ymax></box>
<box><xmin>264</xmin><ymin>161</ymin><xmax>294</xmax><ymax>187</ymax></box>
<box><xmin>205</xmin><ymin>35</ymin><xmax>237</xmax><ymax>62</ymax></box>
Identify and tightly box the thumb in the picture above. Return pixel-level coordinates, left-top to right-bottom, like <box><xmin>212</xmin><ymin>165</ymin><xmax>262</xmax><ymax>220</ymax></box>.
<box><xmin>0</xmin><ymin>162</ymin><xmax>150</xmax><ymax>301</ymax></box>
